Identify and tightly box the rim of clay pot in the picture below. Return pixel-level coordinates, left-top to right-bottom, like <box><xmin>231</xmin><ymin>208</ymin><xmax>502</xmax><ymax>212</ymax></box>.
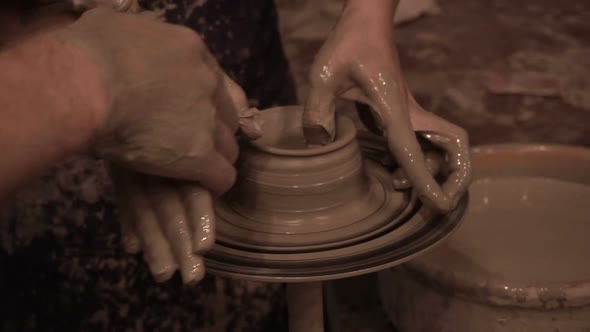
<box><xmin>249</xmin><ymin>106</ymin><xmax>357</xmax><ymax>157</ymax></box>
<box><xmin>404</xmin><ymin>143</ymin><xmax>590</xmax><ymax>310</ymax></box>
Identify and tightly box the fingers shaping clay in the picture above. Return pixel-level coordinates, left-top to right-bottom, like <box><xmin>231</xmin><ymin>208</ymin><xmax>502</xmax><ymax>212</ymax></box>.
<box><xmin>203</xmin><ymin>106</ymin><xmax>468</xmax><ymax>282</ymax></box>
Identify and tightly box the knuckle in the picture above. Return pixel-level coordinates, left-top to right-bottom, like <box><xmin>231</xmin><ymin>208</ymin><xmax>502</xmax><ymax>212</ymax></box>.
<box><xmin>309</xmin><ymin>62</ymin><xmax>333</xmax><ymax>86</ymax></box>
<box><xmin>174</xmin><ymin>26</ymin><xmax>207</xmax><ymax>52</ymax></box>
<box><xmin>201</xmin><ymin>69</ymin><xmax>220</xmax><ymax>94</ymax></box>
<box><xmin>191</xmin><ymin>134</ymin><xmax>215</xmax><ymax>163</ymax></box>
<box><xmin>455</xmin><ymin>127</ymin><xmax>469</xmax><ymax>143</ymax></box>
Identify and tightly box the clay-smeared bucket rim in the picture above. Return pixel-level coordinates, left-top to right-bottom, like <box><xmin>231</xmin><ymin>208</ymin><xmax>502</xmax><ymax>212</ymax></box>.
<box><xmin>403</xmin><ymin>143</ymin><xmax>590</xmax><ymax>310</ymax></box>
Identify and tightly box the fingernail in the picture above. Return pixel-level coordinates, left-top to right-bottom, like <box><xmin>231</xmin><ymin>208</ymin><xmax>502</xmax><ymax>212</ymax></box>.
<box><xmin>181</xmin><ymin>256</ymin><xmax>205</xmax><ymax>285</ymax></box>
<box><xmin>150</xmin><ymin>263</ymin><xmax>176</xmax><ymax>283</ymax></box>
<box><xmin>303</xmin><ymin>125</ymin><xmax>332</xmax><ymax>145</ymax></box>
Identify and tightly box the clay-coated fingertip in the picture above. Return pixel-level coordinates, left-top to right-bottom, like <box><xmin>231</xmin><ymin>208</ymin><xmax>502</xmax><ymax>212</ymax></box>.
<box><xmin>193</xmin><ymin>238</ymin><xmax>215</xmax><ymax>256</ymax></box>
<box><xmin>151</xmin><ymin>265</ymin><xmax>176</xmax><ymax>283</ymax></box>
<box><xmin>303</xmin><ymin>125</ymin><xmax>333</xmax><ymax>145</ymax></box>
<box><xmin>181</xmin><ymin>258</ymin><xmax>206</xmax><ymax>286</ymax></box>
<box><xmin>419</xmin><ymin>194</ymin><xmax>452</xmax><ymax>213</ymax></box>
<box><xmin>183</xmin><ymin>272</ymin><xmax>206</xmax><ymax>286</ymax></box>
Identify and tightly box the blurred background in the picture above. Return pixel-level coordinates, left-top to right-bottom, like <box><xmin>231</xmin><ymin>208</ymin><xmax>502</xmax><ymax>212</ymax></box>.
<box><xmin>277</xmin><ymin>0</ymin><xmax>590</xmax><ymax>147</ymax></box>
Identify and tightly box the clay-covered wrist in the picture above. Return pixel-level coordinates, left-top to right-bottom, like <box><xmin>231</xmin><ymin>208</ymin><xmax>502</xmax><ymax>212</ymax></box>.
<box><xmin>342</xmin><ymin>0</ymin><xmax>397</xmax><ymax>23</ymax></box>
<box><xmin>47</xmin><ymin>30</ymin><xmax>109</xmax><ymax>150</ymax></box>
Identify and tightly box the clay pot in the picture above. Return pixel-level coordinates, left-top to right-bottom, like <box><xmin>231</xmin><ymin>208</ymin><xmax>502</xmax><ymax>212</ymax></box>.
<box><xmin>216</xmin><ymin>106</ymin><xmax>409</xmax><ymax>247</ymax></box>
<box><xmin>378</xmin><ymin>144</ymin><xmax>590</xmax><ymax>331</ymax></box>
<box><xmin>229</xmin><ymin>105</ymin><xmax>369</xmax><ymax>229</ymax></box>
<box><xmin>207</xmin><ymin>105</ymin><xmax>467</xmax><ymax>282</ymax></box>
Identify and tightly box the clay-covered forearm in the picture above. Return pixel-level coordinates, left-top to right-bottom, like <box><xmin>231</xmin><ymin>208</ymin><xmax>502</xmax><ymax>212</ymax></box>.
<box><xmin>343</xmin><ymin>0</ymin><xmax>399</xmax><ymax>22</ymax></box>
<box><xmin>0</xmin><ymin>31</ymin><xmax>106</xmax><ymax>199</ymax></box>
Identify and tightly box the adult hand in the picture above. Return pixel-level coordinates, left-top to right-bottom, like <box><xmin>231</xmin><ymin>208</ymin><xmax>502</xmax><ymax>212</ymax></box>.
<box><xmin>111</xmin><ymin>167</ymin><xmax>216</xmax><ymax>285</ymax></box>
<box><xmin>303</xmin><ymin>1</ymin><xmax>471</xmax><ymax>212</ymax></box>
<box><xmin>107</xmin><ymin>72</ymin><xmax>245</xmax><ymax>284</ymax></box>
<box><xmin>386</xmin><ymin>96</ymin><xmax>472</xmax><ymax>208</ymax></box>
<box><xmin>56</xmin><ymin>7</ymin><xmax>243</xmax><ymax>195</ymax></box>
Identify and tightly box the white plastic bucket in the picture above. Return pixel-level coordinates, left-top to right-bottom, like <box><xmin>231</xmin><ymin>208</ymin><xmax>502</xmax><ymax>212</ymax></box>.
<box><xmin>378</xmin><ymin>144</ymin><xmax>590</xmax><ymax>331</ymax></box>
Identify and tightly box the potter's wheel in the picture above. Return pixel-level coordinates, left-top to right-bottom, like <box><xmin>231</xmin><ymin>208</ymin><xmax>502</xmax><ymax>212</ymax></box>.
<box><xmin>205</xmin><ymin>106</ymin><xmax>468</xmax><ymax>282</ymax></box>
<box><xmin>207</xmin><ymin>196</ymin><xmax>468</xmax><ymax>282</ymax></box>
<box><xmin>207</xmin><ymin>198</ymin><xmax>466</xmax><ymax>282</ymax></box>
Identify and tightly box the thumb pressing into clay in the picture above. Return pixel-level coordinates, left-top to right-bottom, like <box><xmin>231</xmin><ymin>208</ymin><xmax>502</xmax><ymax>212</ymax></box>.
<box><xmin>303</xmin><ymin>83</ymin><xmax>338</xmax><ymax>145</ymax></box>
<box><xmin>214</xmin><ymin>74</ymin><xmax>245</xmax><ymax>133</ymax></box>
<box><xmin>215</xmin><ymin>73</ymin><xmax>265</xmax><ymax>140</ymax></box>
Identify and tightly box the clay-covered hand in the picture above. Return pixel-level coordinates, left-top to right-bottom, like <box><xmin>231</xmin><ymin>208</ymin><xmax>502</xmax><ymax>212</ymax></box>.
<box><xmin>111</xmin><ymin>167</ymin><xmax>217</xmax><ymax>284</ymax></box>
<box><xmin>390</xmin><ymin>96</ymin><xmax>471</xmax><ymax>208</ymax></box>
<box><xmin>107</xmin><ymin>72</ymin><xmax>244</xmax><ymax>284</ymax></box>
<box><xmin>55</xmin><ymin>7</ymin><xmax>244</xmax><ymax>195</ymax></box>
<box><xmin>303</xmin><ymin>2</ymin><xmax>470</xmax><ymax>211</ymax></box>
